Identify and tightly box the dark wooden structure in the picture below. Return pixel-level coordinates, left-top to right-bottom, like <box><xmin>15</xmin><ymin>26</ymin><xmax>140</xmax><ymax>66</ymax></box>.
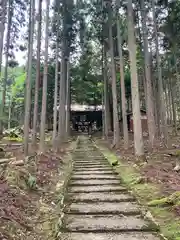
<box><xmin>71</xmin><ymin>110</ymin><xmax>102</xmax><ymax>132</ymax></box>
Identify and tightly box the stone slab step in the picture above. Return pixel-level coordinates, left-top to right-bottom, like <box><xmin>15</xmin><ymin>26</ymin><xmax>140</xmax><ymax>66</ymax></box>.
<box><xmin>70</xmin><ymin>179</ymin><xmax>120</xmax><ymax>186</ymax></box>
<box><xmin>71</xmin><ymin>174</ymin><xmax>118</xmax><ymax>180</ymax></box>
<box><xmin>73</xmin><ymin>156</ymin><xmax>104</xmax><ymax>159</ymax></box>
<box><xmin>68</xmin><ymin>192</ymin><xmax>135</xmax><ymax>202</ymax></box>
<box><xmin>74</xmin><ymin>167</ymin><xmax>112</xmax><ymax>172</ymax></box>
<box><xmin>60</xmin><ymin>232</ymin><xmax>160</xmax><ymax>240</ymax></box>
<box><xmin>69</xmin><ymin>185</ymin><xmax>126</xmax><ymax>193</ymax></box>
<box><xmin>72</xmin><ymin>170</ymin><xmax>116</xmax><ymax>175</ymax></box>
<box><xmin>73</xmin><ymin>164</ymin><xmax>109</xmax><ymax>168</ymax></box>
<box><xmin>63</xmin><ymin>214</ymin><xmax>155</xmax><ymax>232</ymax></box>
<box><xmin>74</xmin><ymin>160</ymin><xmax>108</xmax><ymax>164</ymax></box>
<box><xmin>65</xmin><ymin>202</ymin><xmax>141</xmax><ymax>215</ymax></box>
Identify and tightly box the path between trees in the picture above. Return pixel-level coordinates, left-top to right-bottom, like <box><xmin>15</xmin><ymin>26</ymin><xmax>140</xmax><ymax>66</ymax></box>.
<box><xmin>59</xmin><ymin>136</ymin><xmax>161</xmax><ymax>240</ymax></box>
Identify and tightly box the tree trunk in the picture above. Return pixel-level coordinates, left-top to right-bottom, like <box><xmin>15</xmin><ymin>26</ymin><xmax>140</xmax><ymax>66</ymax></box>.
<box><xmin>24</xmin><ymin>0</ymin><xmax>35</xmax><ymax>155</ymax></box>
<box><xmin>167</xmin><ymin>79</ymin><xmax>173</xmax><ymax>125</ymax></box>
<box><xmin>0</xmin><ymin>0</ymin><xmax>12</xmax><ymax>133</ymax></box>
<box><xmin>107</xmin><ymin>1</ymin><xmax>120</xmax><ymax>147</ymax></box>
<box><xmin>58</xmin><ymin>55</ymin><xmax>67</xmax><ymax>145</ymax></box>
<box><xmin>65</xmin><ymin>59</ymin><xmax>70</xmax><ymax>139</ymax></box>
<box><xmin>8</xmin><ymin>95</ymin><xmax>12</xmax><ymax>129</ymax></box>
<box><xmin>0</xmin><ymin>0</ymin><xmax>7</xmax><ymax>73</ymax></box>
<box><xmin>169</xmin><ymin>78</ymin><xmax>177</xmax><ymax>135</ymax></box>
<box><xmin>39</xmin><ymin>0</ymin><xmax>50</xmax><ymax>152</ymax></box>
<box><xmin>52</xmin><ymin>32</ymin><xmax>59</xmax><ymax>148</ymax></box>
<box><xmin>58</xmin><ymin>1</ymin><xmax>68</xmax><ymax>146</ymax></box>
<box><xmin>164</xmin><ymin>82</ymin><xmax>170</xmax><ymax>125</ymax></box>
<box><xmin>116</xmin><ymin>4</ymin><xmax>129</xmax><ymax>148</ymax></box>
<box><xmin>32</xmin><ymin>0</ymin><xmax>42</xmax><ymax>145</ymax></box>
<box><xmin>127</xmin><ymin>0</ymin><xmax>144</xmax><ymax>156</ymax></box>
<box><xmin>103</xmin><ymin>44</ymin><xmax>111</xmax><ymax>138</ymax></box>
<box><xmin>140</xmin><ymin>0</ymin><xmax>156</xmax><ymax>150</ymax></box>
<box><xmin>152</xmin><ymin>0</ymin><xmax>168</xmax><ymax>145</ymax></box>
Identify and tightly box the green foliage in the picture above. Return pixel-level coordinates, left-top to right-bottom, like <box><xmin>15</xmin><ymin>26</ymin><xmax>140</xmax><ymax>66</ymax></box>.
<box><xmin>26</xmin><ymin>175</ymin><xmax>37</xmax><ymax>190</ymax></box>
<box><xmin>148</xmin><ymin>192</ymin><xmax>180</xmax><ymax>207</ymax></box>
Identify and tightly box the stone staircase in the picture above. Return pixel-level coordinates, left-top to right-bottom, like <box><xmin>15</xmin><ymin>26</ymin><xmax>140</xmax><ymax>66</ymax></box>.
<box><xmin>60</xmin><ymin>137</ymin><xmax>161</xmax><ymax>240</ymax></box>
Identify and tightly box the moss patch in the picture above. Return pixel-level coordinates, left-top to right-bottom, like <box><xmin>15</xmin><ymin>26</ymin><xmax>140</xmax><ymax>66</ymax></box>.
<box><xmin>96</xmin><ymin>142</ymin><xmax>180</xmax><ymax>240</ymax></box>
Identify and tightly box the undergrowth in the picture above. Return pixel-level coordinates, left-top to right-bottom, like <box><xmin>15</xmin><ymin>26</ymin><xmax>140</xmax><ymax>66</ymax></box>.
<box><xmin>96</xmin><ymin>141</ymin><xmax>180</xmax><ymax>240</ymax></box>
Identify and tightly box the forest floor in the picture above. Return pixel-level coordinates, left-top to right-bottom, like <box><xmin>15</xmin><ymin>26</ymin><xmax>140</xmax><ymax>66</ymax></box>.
<box><xmin>1</xmin><ymin>133</ymin><xmax>180</xmax><ymax>239</ymax></box>
<box><xmin>95</xmin><ymin>135</ymin><xmax>180</xmax><ymax>239</ymax></box>
<box><xmin>0</xmin><ymin>137</ymin><xmax>77</xmax><ymax>240</ymax></box>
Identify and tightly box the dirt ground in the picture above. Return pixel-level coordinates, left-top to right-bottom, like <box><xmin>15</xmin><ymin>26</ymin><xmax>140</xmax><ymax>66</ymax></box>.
<box><xmin>0</xmin><ymin>140</ymin><xmax>72</xmax><ymax>240</ymax></box>
<box><xmin>98</xmin><ymin>134</ymin><xmax>180</xmax><ymax>217</ymax></box>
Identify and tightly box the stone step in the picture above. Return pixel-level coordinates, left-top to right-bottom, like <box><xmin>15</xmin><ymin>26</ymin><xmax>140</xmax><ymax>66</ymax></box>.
<box><xmin>71</xmin><ymin>174</ymin><xmax>118</xmax><ymax>180</ymax></box>
<box><xmin>73</xmin><ymin>157</ymin><xmax>105</xmax><ymax>158</ymax></box>
<box><xmin>74</xmin><ymin>160</ymin><xmax>107</xmax><ymax>164</ymax></box>
<box><xmin>72</xmin><ymin>170</ymin><xmax>116</xmax><ymax>175</ymax></box>
<box><xmin>69</xmin><ymin>185</ymin><xmax>126</xmax><ymax>193</ymax></box>
<box><xmin>67</xmin><ymin>192</ymin><xmax>135</xmax><ymax>203</ymax></box>
<box><xmin>62</xmin><ymin>214</ymin><xmax>156</xmax><ymax>232</ymax></box>
<box><xmin>60</xmin><ymin>137</ymin><xmax>160</xmax><ymax>240</ymax></box>
<box><xmin>70</xmin><ymin>179</ymin><xmax>120</xmax><ymax>186</ymax></box>
<box><xmin>74</xmin><ymin>162</ymin><xmax>108</xmax><ymax>166</ymax></box>
<box><xmin>65</xmin><ymin>202</ymin><xmax>141</xmax><ymax>215</ymax></box>
<box><xmin>74</xmin><ymin>167</ymin><xmax>112</xmax><ymax>172</ymax></box>
<box><xmin>73</xmin><ymin>164</ymin><xmax>109</xmax><ymax>167</ymax></box>
<box><xmin>60</xmin><ymin>232</ymin><xmax>160</xmax><ymax>240</ymax></box>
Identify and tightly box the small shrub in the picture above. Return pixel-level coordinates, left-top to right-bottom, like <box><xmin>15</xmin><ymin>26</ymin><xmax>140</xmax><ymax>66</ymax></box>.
<box><xmin>26</xmin><ymin>175</ymin><xmax>37</xmax><ymax>190</ymax></box>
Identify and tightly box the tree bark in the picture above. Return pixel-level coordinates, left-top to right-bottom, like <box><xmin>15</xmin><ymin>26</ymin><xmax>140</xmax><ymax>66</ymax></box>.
<box><xmin>164</xmin><ymin>82</ymin><xmax>170</xmax><ymax>125</ymax></box>
<box><xmin>0</xmin><ymin>0</ymin><xmax>12</xmax><ymax>133</ymax></box>
<box><xmin>32</xmin><ymin>0</ymin><xmax>42</xmax><ymax>145</ymax></box>
<box><xmin>8</xmin><ymin>95</ymin><xmax>12</xmax><ymax>129</ymax></box>
<box><xmin>0</xmin><ymin>0</ymin><xmax>7</xmax><ymax>73</ymax></box>
<box><xmin>58</xmin><ymin>55</ymin><xmax>67</xmax><ymax>145</ymax></box>
<box><xmin>116</xmin><ymin>3</ymin><xmax>129</xmax><ymax>148</ymax></box>
<box><xmin>169</xmin><ymin>78</ymin><xmax>177</xmax><ymax>135</ymax></box>
<box><xmin>65</xmin><ymin>59</ymin><xmax>70</xmax><ymax>139</ymax></box>
<box><xmin>24</xmin><ymin>0</ymin><xmax>35</xmax><ymax>155</ymax></box>
<box><xmin>58</xmin><ymin>1</ymin><xmax>68</xmax><ymax>146</ymax></box>
<box><xmin>103</xmin><ymin>44</ymin><xmax>111</xmax><ymax>138</ymax></box>
<box><xmin>52</xmin><ymin>32</ymin><xmax>60</xmax><ymax>148</ymax></box>
<box><xmin>107</xmin><ymin>1</ymin><xmax>120</xmax><ymax>147</ymax></box>
<box><xmin>127</xmin><ymin>0</ymin><xmax>144</xmax><ymax>156</ymax></box>
<box><xmin>152</xmin><ymin>0</ymin><xmax>168</xmax><ymax>145</ymax></box>
<box><xmin>39</xmin><ymin>0</ymin><xmax>50</xmax><ymax>152</ymax></box>
<box><xmin>140</xmin><ymin>0</ymin><xmax>156</xmax><ymax>150</ymax></box>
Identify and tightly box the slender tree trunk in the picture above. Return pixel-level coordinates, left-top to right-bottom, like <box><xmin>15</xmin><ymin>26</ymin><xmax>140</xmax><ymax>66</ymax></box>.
<box><xmin>0</xmin><ymin>0</ymin><xmax>7</xmax><ymax>74</ymax></box>
<box><xmin>0</xmin><ymin>0</ymin><xmax>12</xmax><ymax>133</ymax></box>
<box><xmin>65</xmin><ymin>59</ymin><xmax>70</xmax><ymax>139</ymax></box>
<box><xmin>103</xmin><ymin>45</ymin><xmax>111</xmax><ymax>138</ymax></box>
<box><xmin>24</xmin><ymin>0</ymin><xmax>35</xmax><ymax>155</ymax></box>
<box><xmin>150</xmin><ymin>47</ymin><xmax>160</xmax><ymax>131</ymax></box>
<box><xmin>164</xmin><ymin>82</ymin><xmax>170</xmax><ymax>124</ymax></box>
<box><xmin>169</xmin><ymin>78</ymin><xmax>177</xmax><ymax>135</ymax></box>
<box><xmin>140</xmin><ymin>0</ymin><xmax>155</xmax><ymax>150</ymax></box>
<box><xmin>136</xmin><ymin>9</ymin><xmax>147</xmax><ymax>110</ymax></box>
<box><xmin>167</xmin><ymin>79</ymin><xmax>173</xmax><ymax>125</ymax></box>
<box><xmin>127</xmin><ymin>0</ymin><xmax>144</xmax><ymax>156</ymax></box>
<box><xmin>39</xmin><ymin>0</ymin><xmax>50</xmax><ymax>152</ymax></box>
<box><xmin>32</xmin><ymin>0</ymin><xmax>42</xmax><ymax>145</ymax></box>
<box><xmin>116</xmin><ymin>5</ymin><xmax>129</xmax><ymax>148</ymax></box>
<box><xmin>58</xmin><ymin>0</ymin><xmax>69</xmax><ymax>146</ymax></box>
<box><xmin>152</xmin><ymin>0</ymin><xmax>168</xmax><ymax>145</ymax></box>
<box><xmin>58</xmin><ymin>55</ymin><xmax>67</xmax><ymax>145</ymax></box>
<box><xmin>8</xmin><ymin>95</ymin><xmax>12</xmax><ymax>129</ymax></box>
<box><xmin>52</xmin><ymin>32</ymin><xmax>59</xmax><ymax>148</ymax></box>
<box><xmin>107</xmin><ymin>1</ymin><xmax>120</xmax><ymax>147</ymax></box>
